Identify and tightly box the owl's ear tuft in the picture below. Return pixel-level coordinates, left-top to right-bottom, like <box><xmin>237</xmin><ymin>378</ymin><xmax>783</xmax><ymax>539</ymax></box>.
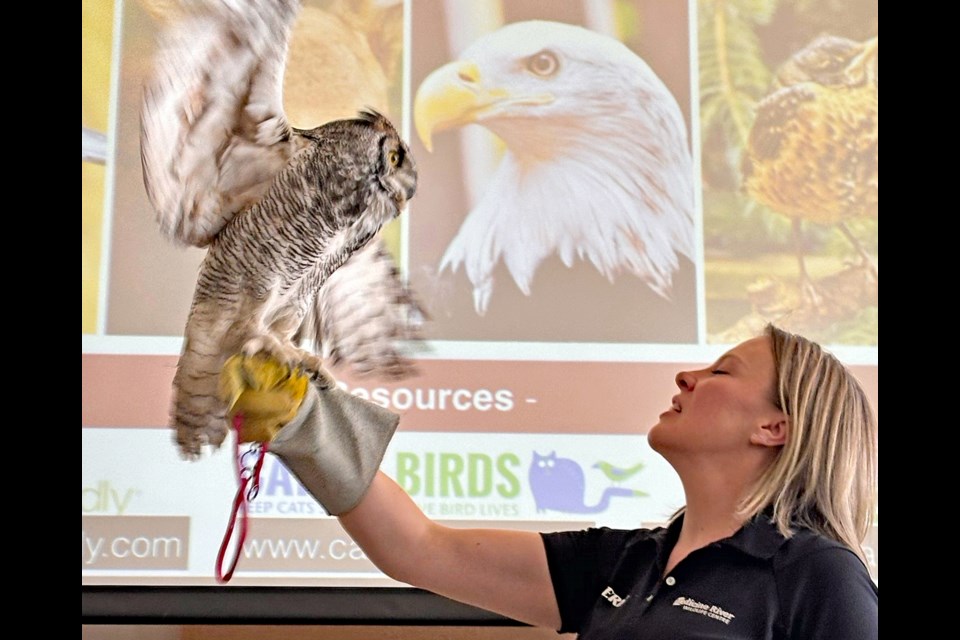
<box><xmin>357</xmin><ymin>107</ymin><xmax>394</xmax><ymax>133</ymax></box>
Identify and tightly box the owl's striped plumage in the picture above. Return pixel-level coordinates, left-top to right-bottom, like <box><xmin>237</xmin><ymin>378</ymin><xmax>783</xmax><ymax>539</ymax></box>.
<box><xmin>140</xmin><ymin>0</ymin><xmax>420</xmax><ymax>458</ymax></box>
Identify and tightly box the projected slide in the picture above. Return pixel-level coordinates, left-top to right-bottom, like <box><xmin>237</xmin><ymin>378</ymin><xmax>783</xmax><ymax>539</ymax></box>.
<box><xmin>83</xmin><ymin>0</ymin><xmax>878</xmax><ymax>588</ymax></box>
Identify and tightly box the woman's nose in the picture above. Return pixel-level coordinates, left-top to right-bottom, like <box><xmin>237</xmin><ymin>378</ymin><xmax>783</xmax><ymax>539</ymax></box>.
<box><xmin>676</xmin><ymin>370</ymin><xmax>695</xmax><ymax>391</ymax></box>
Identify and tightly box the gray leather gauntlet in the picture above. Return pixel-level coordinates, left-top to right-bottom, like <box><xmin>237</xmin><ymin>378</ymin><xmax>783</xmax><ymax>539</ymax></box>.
<box><xmin>270</xmin><ymin>383</ymin><xmax>400</xmax><ymax>515</ymax></box>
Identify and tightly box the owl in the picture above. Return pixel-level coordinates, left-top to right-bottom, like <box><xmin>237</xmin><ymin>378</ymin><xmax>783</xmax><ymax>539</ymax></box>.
<box><xmin>139</xmin><ymin>0</ymin><xmax>420</xmax><ymax>458</ymax></box>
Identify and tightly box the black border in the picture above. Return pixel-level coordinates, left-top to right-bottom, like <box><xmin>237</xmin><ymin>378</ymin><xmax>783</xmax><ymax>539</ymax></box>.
<box><xmin>81</xmin><ymin>586</ymin><xmax>524</xmax><ymax>625</ymax></box>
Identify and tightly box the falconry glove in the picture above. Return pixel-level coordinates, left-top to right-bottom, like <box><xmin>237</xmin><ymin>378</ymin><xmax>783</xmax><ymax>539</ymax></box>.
<box><xmin>220</xmin><ymin>354</ymin><xmax>400</xmax><ymax>515</ymax></box>
<box><xmin>220</xmin><ymin>354</ymin><xmax>310</xmax><ymax>443</ymax></box>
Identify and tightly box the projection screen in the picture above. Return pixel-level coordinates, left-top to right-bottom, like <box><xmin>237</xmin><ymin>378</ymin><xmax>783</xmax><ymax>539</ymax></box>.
<box><xmin>82</xmin><ymin>0</ymin><xmax>878</xmax><ymax>620</ymax></box>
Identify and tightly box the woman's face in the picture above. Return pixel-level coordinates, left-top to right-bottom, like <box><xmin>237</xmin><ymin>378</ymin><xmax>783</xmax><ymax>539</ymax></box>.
<box><xmin>648</xmin><ymin>336</ymin><xmax>785</xmax><ymax>459</ymax></box>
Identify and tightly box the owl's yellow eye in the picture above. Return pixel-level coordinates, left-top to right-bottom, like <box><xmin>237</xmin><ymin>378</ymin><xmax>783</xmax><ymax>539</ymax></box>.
<box><xmin>388</xmin><ymin>149</ymin><xmax>401</xmax><ymax>167</ymax></box>
<box><xmin>526</xmin><ymin>50</ymin><xmax>559</xmax><ymax>77</ymax></box>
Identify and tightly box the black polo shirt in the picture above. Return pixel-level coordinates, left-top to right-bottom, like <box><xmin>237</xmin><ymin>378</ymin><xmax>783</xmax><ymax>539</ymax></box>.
<box><xmin>541</xmin><ymin>513</ymin><xmax>878</xmax><ymax>639</ymax></box>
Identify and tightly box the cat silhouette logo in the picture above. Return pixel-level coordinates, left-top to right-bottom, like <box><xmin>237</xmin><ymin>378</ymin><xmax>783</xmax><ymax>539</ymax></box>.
<box><xmin>529</xmin><ymin>451</ymin><xmax>648</xmax><ymax>514</ymax></box>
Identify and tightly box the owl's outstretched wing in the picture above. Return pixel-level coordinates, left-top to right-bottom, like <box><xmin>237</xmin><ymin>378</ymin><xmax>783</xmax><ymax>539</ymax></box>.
<box><xmin>140</xmin><ymin>0</ymin><xmax>304</xmax><ymax>247</ymax></box>
<box><xmin>304</xmin><ymin>239</ymin><xmax>427</xmax><ymax>380</ymax></box>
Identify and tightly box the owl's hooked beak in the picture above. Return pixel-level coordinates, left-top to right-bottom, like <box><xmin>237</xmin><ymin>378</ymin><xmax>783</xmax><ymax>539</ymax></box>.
<box><xmin>382</xmin><ymin>167</ymin><xmax>418</xmax><ymax>213</ymax></box>
<box><xmin>414</xmin><ymin>60</ymin><xmax>553</xmax><ymax>152</ymax></box>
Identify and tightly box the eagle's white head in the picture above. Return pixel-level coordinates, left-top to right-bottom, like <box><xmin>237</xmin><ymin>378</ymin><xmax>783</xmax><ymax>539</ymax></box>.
<box><xmin>414</xmin><ymin>20</ymin><xmax>695</xmax><ymax>315</ymax></box>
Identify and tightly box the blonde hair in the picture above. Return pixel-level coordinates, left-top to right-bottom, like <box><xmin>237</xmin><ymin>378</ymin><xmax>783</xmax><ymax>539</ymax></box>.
<box><xmin>738</xmin><ymin>324</ymin><xmax>877</xmax><ymax>564</ymax></box>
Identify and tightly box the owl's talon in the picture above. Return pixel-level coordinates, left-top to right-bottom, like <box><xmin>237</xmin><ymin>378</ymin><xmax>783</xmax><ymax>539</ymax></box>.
<box><xmin>241</xmin><ymin>337</ymin><xmax>272</xmax><ymax>359</ymax></box>
<box><xmin>310</xmin><ymin>369</ymin><xmax>335</xmax><ymax>390</ymax></box>
<box><xmin>242</xmin><ymin>336</ymin><xmax>295</xmax><ymax>368</ymax></box>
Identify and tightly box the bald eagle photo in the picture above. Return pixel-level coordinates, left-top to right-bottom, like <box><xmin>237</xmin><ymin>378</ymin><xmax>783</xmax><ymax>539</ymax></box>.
<box><xmin>409</xmin><ymin>17</ymin><xmax>697</xmax><ymax>344</ymax></box>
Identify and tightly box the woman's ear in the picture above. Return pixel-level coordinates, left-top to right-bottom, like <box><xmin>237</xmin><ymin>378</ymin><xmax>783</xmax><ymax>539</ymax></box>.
<box><xmin>750</xmin><ymin>414</ymin><xmax>789</xmax><ymax>448</ymax></box>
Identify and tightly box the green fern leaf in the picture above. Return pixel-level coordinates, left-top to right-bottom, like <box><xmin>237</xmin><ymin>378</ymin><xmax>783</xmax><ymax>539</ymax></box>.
<box><xmin>698</xmin><ymin>0</ymin><xmax>775</xmax><ymax>150</ymax></box>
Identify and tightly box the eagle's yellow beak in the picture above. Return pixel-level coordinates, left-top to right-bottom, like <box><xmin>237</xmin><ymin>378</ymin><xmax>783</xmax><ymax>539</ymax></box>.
<box><xmin>414</xmin><ymin>61</ymin><xmax>504</xmax><ymax>152</ymax></box>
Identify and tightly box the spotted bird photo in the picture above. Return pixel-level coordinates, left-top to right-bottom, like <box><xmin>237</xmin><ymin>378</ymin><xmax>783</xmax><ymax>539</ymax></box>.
<box><xmin>699</xmin><ymin>0</ymin><xmax>878</xmax><ymax>346</ymax></box>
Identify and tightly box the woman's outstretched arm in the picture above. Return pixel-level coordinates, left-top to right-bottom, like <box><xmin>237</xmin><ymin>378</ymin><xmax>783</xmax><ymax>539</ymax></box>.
<box><xmin>340</xmin><ymin>471</ymin><xmax>563</xmax><ymax>630</ymax></box>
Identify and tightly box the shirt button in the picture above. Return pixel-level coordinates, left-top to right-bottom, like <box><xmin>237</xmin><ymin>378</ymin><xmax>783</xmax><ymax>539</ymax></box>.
<box><xmin>665</xmin><ymin>576</ymin><xmax>676</xmax><ymax>586</ymax></box>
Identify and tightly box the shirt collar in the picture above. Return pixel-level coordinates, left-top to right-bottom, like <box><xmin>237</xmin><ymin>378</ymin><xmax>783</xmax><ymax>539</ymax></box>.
<box><xmin>642</xmin><ymin>510</ymin><xmax>789</xmax><ymax>561</ymax></box>
<box><xmin>720</xmin><ymin>513</ymin><xmax>790</xmax><ymax>559</ymax></box>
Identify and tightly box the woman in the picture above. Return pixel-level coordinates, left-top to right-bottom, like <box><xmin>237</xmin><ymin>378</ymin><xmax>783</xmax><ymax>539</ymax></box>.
<box><xmin>229</xmin><ymin>324</ymin><xmax>878</xmax><ymax>637</ymax></box>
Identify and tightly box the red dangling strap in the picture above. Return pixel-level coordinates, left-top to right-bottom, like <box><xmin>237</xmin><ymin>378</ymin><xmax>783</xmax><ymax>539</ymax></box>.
<box><xmin>214</xmin><ymin>414</ymin><xmax>269</xmax><ymax>583</ymax></box>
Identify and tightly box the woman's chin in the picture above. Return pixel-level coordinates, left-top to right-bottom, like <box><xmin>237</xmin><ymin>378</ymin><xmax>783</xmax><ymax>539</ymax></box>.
<box><xmin>647</xmin><ymin>423</ymin><xmax>666</xmax><ymax>453</ymax></box>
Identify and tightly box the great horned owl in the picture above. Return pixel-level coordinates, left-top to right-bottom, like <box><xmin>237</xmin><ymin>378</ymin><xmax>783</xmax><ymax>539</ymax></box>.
<box><xmin>140</xmin><ymin>0</ymin><xmax>420</xmax><ymax>458</ymax></box>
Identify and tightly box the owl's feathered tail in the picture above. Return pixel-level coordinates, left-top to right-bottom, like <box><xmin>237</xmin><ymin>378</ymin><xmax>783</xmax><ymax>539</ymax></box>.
<box><xmin>170</xmin><ymin>299</ymin><xmax>240</xmax><ymax>458</ymax></box>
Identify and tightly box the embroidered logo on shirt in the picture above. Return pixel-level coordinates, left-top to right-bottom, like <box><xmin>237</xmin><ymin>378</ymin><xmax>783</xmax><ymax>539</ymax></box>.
<box><xmin>672</xmin><ymin>596</ymin><xmax>735</xmax><ymax>625</ymax></box>
<box><xmin>601</xmin><ymin>586</ymin><xmax>628</xmax><ymax>607</ymax></box>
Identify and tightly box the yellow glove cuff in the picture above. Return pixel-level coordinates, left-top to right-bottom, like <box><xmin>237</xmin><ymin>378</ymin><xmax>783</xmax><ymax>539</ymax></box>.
<box><xmin>219</xmin><ymin>353</ymin><xmax>310</xmax><ymax>443</ymax></box>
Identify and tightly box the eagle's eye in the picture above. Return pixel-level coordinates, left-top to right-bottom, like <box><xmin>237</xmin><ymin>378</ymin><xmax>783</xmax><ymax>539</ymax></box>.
<box><xmin>388</xmin><ymin>148</ymin><xmax>401</xmax><ymax>167</ymax></box>
<box><xmin>526</xmin><ymin>50</ymin><xmax>559</xmax><ymax>77</ymax></box>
